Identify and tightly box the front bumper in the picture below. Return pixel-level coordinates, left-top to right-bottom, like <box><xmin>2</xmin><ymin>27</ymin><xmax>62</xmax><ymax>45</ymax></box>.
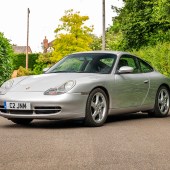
<box><xmin>0</xmin><ymin>92</ymin><xmax>88</xmax><ymax>120</ymax></box>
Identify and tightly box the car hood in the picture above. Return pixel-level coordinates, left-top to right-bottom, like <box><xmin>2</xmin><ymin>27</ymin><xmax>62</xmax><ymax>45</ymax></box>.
<box><xmin>9</xmin><ymin>73</ymin><xmax>103</xmax><ymax>92</ymax></box>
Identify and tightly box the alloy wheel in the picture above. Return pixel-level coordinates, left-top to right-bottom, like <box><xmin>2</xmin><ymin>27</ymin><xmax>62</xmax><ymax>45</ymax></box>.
<box><xmin>158</xmin><ymin>88</ymin><xmax>170</xmax><ymax>115</ymax></box>
<box><xmin>90</xmin><ymin>92</ymin><xmax>107</xmax><ymax>123</ymax></box>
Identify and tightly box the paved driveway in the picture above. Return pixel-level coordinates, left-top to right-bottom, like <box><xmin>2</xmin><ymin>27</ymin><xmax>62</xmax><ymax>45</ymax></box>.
<box><xmin>0</xmin><ymin>113</ymin><xmax>170</xmax><ymax>170</ymax></box>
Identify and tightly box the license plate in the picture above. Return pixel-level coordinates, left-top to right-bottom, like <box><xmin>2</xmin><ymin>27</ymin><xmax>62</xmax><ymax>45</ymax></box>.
<box><xmin>4</xmin><ymin>102</ymin><xmax>31</xmax><ymax>110</ymax></box>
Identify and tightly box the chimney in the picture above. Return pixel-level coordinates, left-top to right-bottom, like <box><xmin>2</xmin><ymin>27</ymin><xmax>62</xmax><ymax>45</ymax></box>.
<box><xmin>43</xmin><ymin>36</ymin><xmax>48</xmax><ymax>53</ymax></box>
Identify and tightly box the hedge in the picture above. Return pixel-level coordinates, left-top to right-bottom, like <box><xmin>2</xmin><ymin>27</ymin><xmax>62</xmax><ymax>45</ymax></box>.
<box><xmin>12</xmin><ymin>53</ymin><xmax>39</xmax><ymax>70</ymax></box>
<box><xmin>0</xmin><ymin>32</ymin><xmax>14</xmax><ymax>85</ymax></box>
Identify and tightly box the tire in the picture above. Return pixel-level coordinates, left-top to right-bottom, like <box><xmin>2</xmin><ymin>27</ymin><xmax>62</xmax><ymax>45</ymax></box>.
<box><xmin>148</xmin><ymin>86</ymin><xmax>170</xmax><ymax>117</ymax></box>
<box><xmin>10</xmin><ymin>118</ymin><xmax>33</xmax><ymax>125</ymax></box>
<box><xmin>84</xmin><ymin>88</ymin><xmax>109</xmax><ymax>127</ymax></box>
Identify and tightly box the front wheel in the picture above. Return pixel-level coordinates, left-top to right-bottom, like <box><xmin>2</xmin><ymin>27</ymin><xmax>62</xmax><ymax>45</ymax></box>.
<box><xmin>10</xmin><ymin>118</ymin><xmax>33</xmax><ymax>125</ymax></box>
<box><xmin>84</xmin><ymin>88</ymin><xmax>109</xmax><ymax>127</ymax></box>
<box><xmin>148</xmin><ymin>86</ymin><xmax>170</xmax><ymax>117</ymax></box>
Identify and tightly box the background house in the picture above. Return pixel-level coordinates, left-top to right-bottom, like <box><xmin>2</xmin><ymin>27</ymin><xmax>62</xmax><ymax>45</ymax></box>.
<box><xmin>12</xmin><ymin>45</ymin><xmax>32</xmax><ymax>54</ymax></box>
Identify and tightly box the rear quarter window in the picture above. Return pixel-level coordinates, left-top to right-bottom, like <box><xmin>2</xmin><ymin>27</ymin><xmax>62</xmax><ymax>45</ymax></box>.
<box><xmin>139</xmin><ymin>59</ymin><xmax>153</xmax><ymax>73</ymax></box>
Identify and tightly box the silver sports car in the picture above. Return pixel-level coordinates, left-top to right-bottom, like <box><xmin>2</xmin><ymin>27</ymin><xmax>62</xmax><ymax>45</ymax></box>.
<box><xmin>0</xmin><ymin>51</ymin><xmax>170</xmax><ymax>126</ymax></box>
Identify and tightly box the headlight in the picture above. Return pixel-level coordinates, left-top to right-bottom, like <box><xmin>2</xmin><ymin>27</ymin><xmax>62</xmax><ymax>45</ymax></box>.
<box><xmin>44</xmin><ymin>80</ymin><xmax>75</xmax><ymax>95</ymax></box>
<box><xmin>0</xmin><ymin>79</ymin><xmax>14</xmax><ymax>95</ymax></box>
<box><xmin>1</xmin><ymin>79</ymin><xmax>14</xmax><ymax>89</ymax></box>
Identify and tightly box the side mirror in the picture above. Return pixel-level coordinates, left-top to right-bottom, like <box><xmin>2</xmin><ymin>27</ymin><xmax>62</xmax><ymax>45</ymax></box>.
<box><xmin>43</xmin><ymin>68</ymin><xmax>49</xmax><ymax>73</ymax></box>
<box><xmin>118</xmin><ymin>66</ymin><xmax>134</xmax><ymax>74</ymax></box>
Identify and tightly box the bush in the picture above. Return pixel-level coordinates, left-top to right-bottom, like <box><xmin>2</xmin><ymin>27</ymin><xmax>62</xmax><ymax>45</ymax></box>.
<box><xmin>132</xmin><ymin>42</ymin><xmax>170</xmax><ymax>76</ymax></box>
<box><xmin>17</xmin><ymin>66</ymin><xmax>34</xmax><ymax>77</ymax></box>
<box><xmin>0</xmin><ymin>32</ymin><xmax>14</xmax><ymax>85</ymax></box>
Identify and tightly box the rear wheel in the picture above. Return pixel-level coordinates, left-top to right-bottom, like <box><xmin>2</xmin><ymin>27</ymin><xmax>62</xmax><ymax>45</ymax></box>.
<box><xmin>84</xmin><ymin>88</ymin><xmax>108</xmax><ymax>127</ymax></box>
<box><xmin>148</xmin><ymin>86</ymin><xmax>170</xmax><ymax>117</ymax></box>
<box><xmin>10</xmin><ymin>118</ymin><xmax>33</xmax><ymax>125</ymax></box>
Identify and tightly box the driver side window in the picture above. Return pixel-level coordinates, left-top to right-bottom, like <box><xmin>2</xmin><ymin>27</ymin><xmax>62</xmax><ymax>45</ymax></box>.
<box><xmin>117</xmin><ymin>55</ymin><xmax>139</xmax><ymax>73</ymax></box>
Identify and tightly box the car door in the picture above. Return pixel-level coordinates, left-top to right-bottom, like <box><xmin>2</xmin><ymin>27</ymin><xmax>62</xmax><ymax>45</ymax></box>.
<box><xmin>112</xmin><ymin>55</ymin><xmax>150</xmax><ymax>109</ymax></box>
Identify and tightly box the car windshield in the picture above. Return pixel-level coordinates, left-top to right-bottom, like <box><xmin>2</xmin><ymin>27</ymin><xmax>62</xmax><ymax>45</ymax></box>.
<box><xmin>46</xmin><ymin>53</ymin><xmax>117</xmax><ymax>74</ymax></box>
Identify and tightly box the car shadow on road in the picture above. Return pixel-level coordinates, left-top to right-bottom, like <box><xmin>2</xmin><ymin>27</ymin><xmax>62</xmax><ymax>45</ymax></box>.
<box><xmin>2</xmin><ymin>112</ymin><xmax>170</xmax><ymax>129</ymax></box>
<box><xmin>1</xmin><ymin>118</ymin><xmax>85</xmax><ymax>129</ymax></box>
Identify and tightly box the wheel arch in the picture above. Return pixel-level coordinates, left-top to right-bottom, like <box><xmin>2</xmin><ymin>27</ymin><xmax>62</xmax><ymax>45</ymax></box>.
<box><xmin>159</xmin><ymin>83</ymin><xmax>170</xmax><ymax>93</ymax></box>
<box><xmin>149</xmin><ymin>83</ymin><xmax>170</xmax><ymax>117</ymax></box>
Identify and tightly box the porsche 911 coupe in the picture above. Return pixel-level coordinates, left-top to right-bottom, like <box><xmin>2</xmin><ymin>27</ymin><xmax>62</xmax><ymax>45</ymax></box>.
<box><xmin>0</xmin><ymin>51</ymin><xmax>170</xmax><ymax>126</ymax></box>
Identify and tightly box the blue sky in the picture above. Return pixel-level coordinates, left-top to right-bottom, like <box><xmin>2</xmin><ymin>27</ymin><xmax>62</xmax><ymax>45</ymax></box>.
<box><xmin>0</xmin><ymin>0</ymin><xmax>123</xmax><ymax>52</ymax></box>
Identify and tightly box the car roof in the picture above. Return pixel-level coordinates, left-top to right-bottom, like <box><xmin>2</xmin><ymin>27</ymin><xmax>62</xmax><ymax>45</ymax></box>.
<box><xmin>71</xmin><ymin>50</ymin><xmax>131</xmax><ymax>56</ymax></box>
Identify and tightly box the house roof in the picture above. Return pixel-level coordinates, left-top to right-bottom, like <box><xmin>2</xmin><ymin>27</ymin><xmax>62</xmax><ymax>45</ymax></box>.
<box><xmin>12</xmin><ymin>46</ymin><xmax>32</xmax><ymax>54</ymax></box>
<box><xmin>48</xmin><ymin>40</ymin><xmax>54</xmax><ymax>47</ymax></box>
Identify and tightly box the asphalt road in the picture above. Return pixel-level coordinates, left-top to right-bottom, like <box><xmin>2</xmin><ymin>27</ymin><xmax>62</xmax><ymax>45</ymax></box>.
<box><xmin>0</xmin><ymin>113</ymin><xmax>170</xmax><ymax>170</ymax></box>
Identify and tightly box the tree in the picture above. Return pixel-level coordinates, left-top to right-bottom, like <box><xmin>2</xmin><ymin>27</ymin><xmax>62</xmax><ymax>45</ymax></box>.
<box><xmin>106</xmin><ymin>27</ymin><xmax>124</xmax><ymax>50</ymax></box>
<box><xmin>33</xmin><ymin>53</ymin><xmax>52</xmax><ymax>74</ymax></box>
<box><xmin>151</xmin><ymin>0</ymin><xmax>170</xmax><ymax>43</ymax></box>
<box><xmin>110</xmin><ymin>0</ymin><xmax>170</xmax><ymax>50</ymax></box>
<box><xmin>0</xmin><ymin>32</ymin><xmax>14</xmax><ymax>85</ymax></box>
<box><xmin>51</xmin><ymin>9</ymin><xmax>94</xmax><ymax>63</ymax></box>
<box><xmin>104</xmin><ymin>3</ymin><xmax>126</xmax><ymax>50</ymax></box>
<box><xmin>89</xmin><ymin>34</ymin><xmax>102</xmax><ymax>50</ymax></box>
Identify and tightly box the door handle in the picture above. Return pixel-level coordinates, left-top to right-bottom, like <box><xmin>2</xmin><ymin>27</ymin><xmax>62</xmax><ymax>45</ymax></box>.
<box><xmin>144</xmin><ymin>80</ymin><xmax>149</xmax><ymax>84</ymax></box>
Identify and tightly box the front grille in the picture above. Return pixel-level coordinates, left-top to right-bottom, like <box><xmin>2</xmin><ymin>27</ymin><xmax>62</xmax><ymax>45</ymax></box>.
<box><xmin>0</xmin><ymin>105</ymin><xmax>62</xmax><ymax>115</ymax></box>
<box><xmin>0</xmin><ymin>105</ymin><xmax>5</xmax><ymax>111</ymax></box>
<box><xmin>10</xmin><ymin>110</ymin><xmax>33</xmax><ymax>115</ymax></box>
<box><xmin>34</xmin><ymin>106</ymin><xmax>62</xmax><ymax>114</ymax></box>
<box><xmin>0</xmin><ymin>105</ymin><xmax>7</xmax><ymax>113</ymax></box>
